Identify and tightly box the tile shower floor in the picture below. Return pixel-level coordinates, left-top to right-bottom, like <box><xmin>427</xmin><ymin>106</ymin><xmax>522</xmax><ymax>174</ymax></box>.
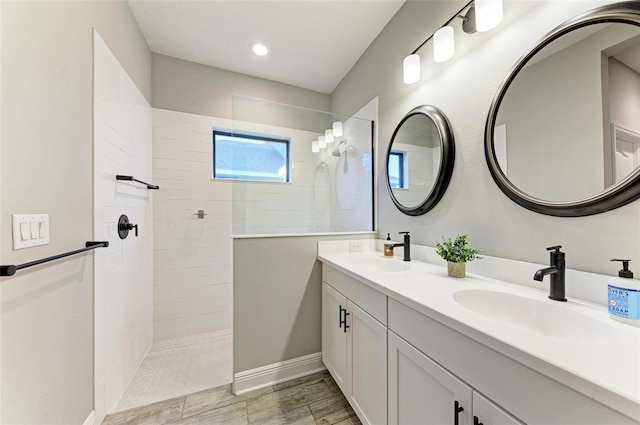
<box><xmin>116</xmin><ymin>329</ymin><xmax>233</xmax><ymax>412</ymax></box>
<box><xmin>102</xmin><ymin>371</ymin><xmax>359</xmax><ymax>425</ymax></box>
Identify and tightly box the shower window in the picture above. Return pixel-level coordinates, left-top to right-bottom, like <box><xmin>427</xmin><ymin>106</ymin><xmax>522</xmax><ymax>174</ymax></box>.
<box><xmin>213</xmin><ymin>130</ymin><xmax>291</xmax><ymax>182</ymax></box>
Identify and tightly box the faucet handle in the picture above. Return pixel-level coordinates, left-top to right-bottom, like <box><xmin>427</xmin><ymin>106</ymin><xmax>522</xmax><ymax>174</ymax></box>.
<box><xmin>546</xmin><ymin>245</ymin><xmax>562</xmax><ymax>252</ymax></box>
<box><xmin>398</xmin><ymin>231</ymin><xmax>410</xmax><ymax>235</ymax></box>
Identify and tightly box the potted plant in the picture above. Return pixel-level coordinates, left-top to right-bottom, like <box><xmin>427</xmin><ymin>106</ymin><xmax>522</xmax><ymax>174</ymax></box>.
<box><xmin>435</xmin><ymin>234</ymin><xmax>483</xmax><ymax>278</ymax></box>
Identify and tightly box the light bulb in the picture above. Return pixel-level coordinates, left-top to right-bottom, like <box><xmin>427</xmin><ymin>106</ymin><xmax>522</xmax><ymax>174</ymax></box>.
<box><xmin>311</xmin><ymin>140</ymin><xmax>319</xmax><ymax>153</ymax></box>
<box><xmin>318</xmin><ymin>136</ymin><xmax>326</xmax><ymax>149</ymax></box>
<box><xmin>475</xmin><ymin>0</ymin><xmax>503</xmax><ymax>32</ymax></box>
<box><xmin>325</xmin><ymin>129</ymin><xmax>334</xmax><ymax>144</ymax></box>
<box><xmin>251</xmin><ymin>42</ymin><xmax>269</xmax><ymax>56</ymax></box>
<box><xmin>433</xmin><ymin>26</ymin><xmax>455</xmax><ymax>63</ymax></box>
<box><xmin>332</xmin><ymin>121</ymin><xmax>343</xmax><ymax>137</ymax></box>
<box><xmin>403</xmin><ymin>54</ymin><xmax>420</xmax><ymax>85</ymax></box>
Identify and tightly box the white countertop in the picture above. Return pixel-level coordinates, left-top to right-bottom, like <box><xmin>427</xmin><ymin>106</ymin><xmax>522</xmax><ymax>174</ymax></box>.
<box><xmin>318</xmin><ymin>248</ymin><xmax>640</xmax><ymax>420</ymax></box>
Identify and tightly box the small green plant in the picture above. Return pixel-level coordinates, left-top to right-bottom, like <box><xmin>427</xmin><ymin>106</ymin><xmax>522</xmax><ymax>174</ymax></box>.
<box><xmin>435</xmin><ymin>235</ymin><xmax>483</xmax><ymax>263</ymax></box>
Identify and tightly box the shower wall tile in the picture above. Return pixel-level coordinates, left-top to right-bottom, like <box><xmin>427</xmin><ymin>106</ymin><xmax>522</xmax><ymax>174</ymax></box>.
<box><xmin>93</xmin><ymin>31</ymin><xmax>154</xmax><ymax>417</ymax></box>
<box><xmin>152</xmin><ymin>109</ymin><xmax>233</xmax><ymax>341</ymax></box>
<box><xmin>151</xmin><ymin>108</ymin><xmax>373</xmax><ymax>341</ymax></box>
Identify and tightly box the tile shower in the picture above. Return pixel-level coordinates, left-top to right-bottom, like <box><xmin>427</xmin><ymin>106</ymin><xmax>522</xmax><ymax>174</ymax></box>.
<box><xmin>112</xmin><ymin>98</ymin><xmax>374</xmax><ymax>412</ymax></box>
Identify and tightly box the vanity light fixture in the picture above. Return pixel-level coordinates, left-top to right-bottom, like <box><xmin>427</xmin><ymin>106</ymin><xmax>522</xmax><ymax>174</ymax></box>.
<box><xmin>433</xmin><ymin>26</ymin><xmax>455</xmax><ymax>63</ymax></box>
<box><xmin>402</xmin><ymin>0</ymin><xmax>503</xmax><ymax>84</ymax></box>
<box><xmin>325</xmin><ymin>129</ymin><xmax>334</xmax><ymax>144</ymax></box>
<box><xmin>251</xmin><ymin>42</ymin><xmax>268</xmax><ymax>56</ymax></box>
<box><xmin>475</xmin><ymin>0</ymin><xmax>504</xmax><ymax>32</ymax></box>
<box><xmin>403</xmin><ymin>54</ymin><xmax>421</xmax><ymax>84</ymax></box>
<box><xmin>318</xmin><ymin>135</ymin><xmax>327</xmax><ymax>149</ymax></box>
<box><xmin>311</xmin><ymin>140</ymin><xmax>320</xmax><ymax>153</ymax></box>
<box><xmin>332</xmin><ymin>121</ymin><xmax>343</xmax><ymax>137</ymax></box>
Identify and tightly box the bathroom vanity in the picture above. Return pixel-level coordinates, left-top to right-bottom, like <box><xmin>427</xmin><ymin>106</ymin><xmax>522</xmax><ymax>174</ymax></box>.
<box><xmin>318</xmin><ymin>241</ymin><xmax>640</xmax><ymax>425</ymax></box>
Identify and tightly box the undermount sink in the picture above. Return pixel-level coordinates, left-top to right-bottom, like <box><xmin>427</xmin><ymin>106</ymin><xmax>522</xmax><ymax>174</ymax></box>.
<box><xmin>352</xmin><ymin>257</ymin><xmax>411</xmax><ymax>273</ymax></box>
<box><xmin>453</xmin><ymin>289</ymin><xmax>622</xmax><ymax>343</ymax></box>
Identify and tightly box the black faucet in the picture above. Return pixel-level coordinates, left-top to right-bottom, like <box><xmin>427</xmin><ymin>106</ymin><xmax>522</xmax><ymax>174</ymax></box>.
<box><xmin>390</xmin><ymin>232</ymin><xmax>411</xmax><ymax>261</ymax></box>
<box><xmin>533</xmin><ymin>245</ymin><xmax>567</xmax><ymax>302</ymax></box>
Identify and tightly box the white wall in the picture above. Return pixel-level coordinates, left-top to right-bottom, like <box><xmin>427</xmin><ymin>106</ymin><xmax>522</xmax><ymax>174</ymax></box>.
<box><xmin>152</xmin><ymin>109</ymin><xmax>233</xmax><ymax>342</ymax></box>
<box><xmin>331</xmin><ymin>0</ymin><xmax>640</xmax><ymax>276</ymax></box>
<box><xmin>93</xmin><ymin>31</ymin><xmax>153</xmax><ymax>418</ymax></box>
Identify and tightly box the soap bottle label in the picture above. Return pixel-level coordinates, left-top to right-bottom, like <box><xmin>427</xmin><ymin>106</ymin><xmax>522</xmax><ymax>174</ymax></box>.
<box><xmin>608</xmin><ymin>285</ymin><xmax>640</xmax><ymax>320</ymax></box>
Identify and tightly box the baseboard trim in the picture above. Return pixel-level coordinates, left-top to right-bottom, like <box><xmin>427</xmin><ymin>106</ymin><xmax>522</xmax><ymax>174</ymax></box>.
<box><xmin>233</xmin><ymin>352</ymin><xmax>325</xmax><ymax>395</ymax></box>
<box><xmin>83</xmin><ymin>410</ymin><xmax>96</xmax><ymax>425</ymax></box>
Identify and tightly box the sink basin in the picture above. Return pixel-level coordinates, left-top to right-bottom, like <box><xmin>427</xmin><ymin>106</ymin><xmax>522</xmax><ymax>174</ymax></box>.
<box><xmin>453</xmin><ymin>289</ymin><xmax>622</xmax><ymax>343</ymax></box>
<box><xmin>351</xmin><ymin>257</ymin><xmax>410</xmax><ymax>273</ymax></box>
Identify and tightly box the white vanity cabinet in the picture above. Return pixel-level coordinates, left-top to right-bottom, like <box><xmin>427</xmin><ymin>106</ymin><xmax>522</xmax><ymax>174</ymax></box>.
<box><xmin>388</xmin><ymin>298</ymin><xmax>638</xmax><ymax>425</ymax></box>
<box><xmin>389</xmin><ymin>331</ymin><xmax>522</xmax><ymax>425</ymax></box>
<box><xmin>321</xmin><ymin>265</ymin><xmax>387</xmax><ymax>425</ymax></box>
<box><xmin>322</xmin><ymin>282</ymin><xmax>348</xmax><ymax>392</ymax></box>
<box><xmin>320</xmin><ymin>256</ymin><xmax>639</xmax><ymax>425</ymax></box>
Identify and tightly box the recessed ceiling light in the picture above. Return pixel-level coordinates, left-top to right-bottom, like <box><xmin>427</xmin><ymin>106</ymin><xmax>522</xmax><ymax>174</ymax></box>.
<box><xmin>251</xmin><ymin>42</ymin><xmax>268</xmax><ymax>56</ymax></box>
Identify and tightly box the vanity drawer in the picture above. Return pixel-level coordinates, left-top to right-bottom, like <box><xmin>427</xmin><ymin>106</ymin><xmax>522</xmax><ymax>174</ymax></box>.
<box><xmin>322</xmin><ymin>263</ymin><xmax>387</xmax><ymax>325</ymax></box>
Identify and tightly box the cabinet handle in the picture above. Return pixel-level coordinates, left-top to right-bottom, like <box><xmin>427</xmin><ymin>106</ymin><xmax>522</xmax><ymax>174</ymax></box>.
<box><xmin>454</xmin><ymin>401</ymin><xmax>464</xmax><ymax>425</ymax></box>
<box><xmin>339</xmin><ymin>305</ymin><xmax>346</xmax><ymax>329</ymax></box>
<box><xmin>474</xmin><ymin>416</ymin><xmax>483</xmax><ymax>425</ymax></box>
<box><xmin>343</xmin><ymin>311</ymin><xmax>350</xmax><ymax>333</ymax></box>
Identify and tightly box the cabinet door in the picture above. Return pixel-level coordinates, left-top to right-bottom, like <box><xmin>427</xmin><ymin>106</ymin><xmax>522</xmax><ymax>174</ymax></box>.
<box><xmin>347</xmin><ymin>300</ymin><xmax>387</xmax><ymax>425</ymax></box>
<box><xmin>322</xmin><ymin>282</ymin><xmax>348</xmax><ymax>392</ymax></box>
<box><xmin>472</xmin><ymin>391</ymin><xmax>523</xmax><ymax>425</ymax></box>
<box><xmin>389</xmin><ymin>331</ymin><xmax>472</xmax><ymax>425</ymax></box>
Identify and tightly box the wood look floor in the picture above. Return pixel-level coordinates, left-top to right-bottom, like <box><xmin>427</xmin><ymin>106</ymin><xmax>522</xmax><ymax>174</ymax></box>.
<box><xmin>102</xmin><ymin>371</ymin><xmax>361</xmax><ymax>425</ymax></box>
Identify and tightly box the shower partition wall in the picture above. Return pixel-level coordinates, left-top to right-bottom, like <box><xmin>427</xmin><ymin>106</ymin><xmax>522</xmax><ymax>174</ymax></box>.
<box><xmin>229</xmin><ymin>96</ymin><xmax>374</xmax><ymax>235</ymax></box>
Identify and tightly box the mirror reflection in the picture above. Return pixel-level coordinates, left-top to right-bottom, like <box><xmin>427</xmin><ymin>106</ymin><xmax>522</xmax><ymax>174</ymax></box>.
<box><xmin>495</xmin><ymin>22</ymin><xmax>640</xmax><ymax>202</ymax></box>
<box><xmin>388</xmin><ymin>114</ymin><xmax>442</xmax><ymax>208</ymax></box>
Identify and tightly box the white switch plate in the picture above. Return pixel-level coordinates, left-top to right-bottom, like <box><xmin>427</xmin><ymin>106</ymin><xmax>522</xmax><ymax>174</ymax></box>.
<box><xmin>13</xmin><ymin>214</ymin><xmax>49</xmax><ymax>250</ymax></box>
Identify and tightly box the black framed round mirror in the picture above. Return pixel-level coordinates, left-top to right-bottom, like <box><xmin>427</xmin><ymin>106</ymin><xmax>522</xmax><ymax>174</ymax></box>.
<box><xmin>386</xmin><ymin>105</ymin><xmax>455</xmax><ymax>216</ymax></box>
<box><xmin>485</xmin><ymin>2</ymin><xmax>640</xmax><ymax>217</ymax></box>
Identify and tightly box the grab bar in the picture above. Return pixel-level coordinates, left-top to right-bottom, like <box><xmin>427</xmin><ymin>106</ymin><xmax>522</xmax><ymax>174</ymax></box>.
<box><xmin>116</xmin><ymin>175</ymin><xmax>159</xmax><ymax>190</ymax></box>
<box><xmin>0</xmin><ymin>241</ymin><xmax>109</xmax><ymax>277</ymax></box>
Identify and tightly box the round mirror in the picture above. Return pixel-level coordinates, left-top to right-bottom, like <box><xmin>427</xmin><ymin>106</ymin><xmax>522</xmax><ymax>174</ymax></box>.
<box><xmin>386</xmin><ymin>105</ymin><xmax>455</xmax><ymax>216</ymax></box>
<box><xmin>486</xmin><ymin>2</ymin><xmax>640</xmax><ymax>216</ymax></box>
<box><xmin>485</xmin><ymin>2</ymin><xmax>640</xmax><ymax>217</ymax></box>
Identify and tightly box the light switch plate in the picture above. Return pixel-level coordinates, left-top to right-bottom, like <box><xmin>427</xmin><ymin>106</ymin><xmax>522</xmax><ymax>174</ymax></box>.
<box><xmin>13</xmin><ymin>214</ymin><xmax>49</xmax><ymax>250</ymax></box>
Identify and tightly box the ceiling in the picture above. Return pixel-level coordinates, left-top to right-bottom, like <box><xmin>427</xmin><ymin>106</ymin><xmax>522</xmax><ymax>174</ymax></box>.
<box><xmin>127</xmin><ymin>0</ymin><xmax>405</xmax><ymax>94</ymax></box>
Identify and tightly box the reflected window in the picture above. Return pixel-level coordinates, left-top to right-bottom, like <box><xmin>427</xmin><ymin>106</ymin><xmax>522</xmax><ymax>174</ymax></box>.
<box><xmin>213</xmin><ymin>130</ymin><xmax>290</xmax><ymax>182</ymax></box>
<box><xmin>389</xmin><ymin>150</ymin><xmax>407</xmax><ymax>189</ymax></box>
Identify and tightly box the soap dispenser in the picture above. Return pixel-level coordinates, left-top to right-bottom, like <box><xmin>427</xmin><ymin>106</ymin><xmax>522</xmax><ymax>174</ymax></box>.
<box><xmin>384</xmin><ymin>233</ymin><xmax>394</xmax><ymax>257</ymax></box>
<box><xmin>608</xmin><ymin>259</ymin><xmax>639</xmax><ymax>326</ymax></box>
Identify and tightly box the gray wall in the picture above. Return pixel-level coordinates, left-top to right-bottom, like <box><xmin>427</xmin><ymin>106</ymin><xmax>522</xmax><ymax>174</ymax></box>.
<box><xmin>152</xmin><ymin>53</ymin><xmax>330</xmax><ymax>118</ymax></box>
<box><xmin>233</xmin><ymin>234</ymin><xmax>374</xmax><ymax>373</ymax></box>
<box><xmin>331</xmin><ymin>0</ymin><xmax>639</xmax><ymax>275</ymax></box>
<box><xmin>1</xmin><ymin>2</ymin><xmax>151</xmax><ymax>423</ymax></box>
